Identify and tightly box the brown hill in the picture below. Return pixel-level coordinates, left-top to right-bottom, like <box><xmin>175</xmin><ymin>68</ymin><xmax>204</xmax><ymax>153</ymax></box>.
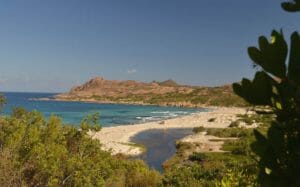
<box><xmin>55</xmin><ymin>77</ymin><xmax>247</xmax><ymax>107</ymax></box>
<box><xmin>56</xmin><ymin>77</ymin><xmax>193</xmax><ymax>99</ymax></box>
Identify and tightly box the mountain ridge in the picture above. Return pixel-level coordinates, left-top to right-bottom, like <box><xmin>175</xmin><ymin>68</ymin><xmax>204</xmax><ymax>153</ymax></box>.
<box><xmin>55</xmin><ymin>77</ymin><xmax>247</xmax><ymax>107</ymax></box>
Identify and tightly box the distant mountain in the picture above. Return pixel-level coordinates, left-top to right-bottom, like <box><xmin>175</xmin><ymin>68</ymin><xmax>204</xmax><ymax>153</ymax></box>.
<box><xmin>157</xmin><ymin>79</ymin><xmax>179</xmax><ymax>87</ymax></box>
<box><xmin>56</xmin><ymin>77</ymin><xmax>192</xmax><ymax>99</ymax></box>
<box><xmin>55</xmin><ymin>77</ymin><xmax>247</xmax><ymax>107</ymax></box>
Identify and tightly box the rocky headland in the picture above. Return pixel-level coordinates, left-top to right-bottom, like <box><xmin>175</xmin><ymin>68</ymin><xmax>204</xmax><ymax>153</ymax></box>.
<box><xmin>54</xmin><ymin>77</ymin><xmax>246</xmax><ymax>107</ymax></box>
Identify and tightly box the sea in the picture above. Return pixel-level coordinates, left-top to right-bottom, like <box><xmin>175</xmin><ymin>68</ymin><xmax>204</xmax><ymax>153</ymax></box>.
<box><xmin>1</xmin><ymin>92</ymin><xmax>203</xmax><ymax>127</ymax></box>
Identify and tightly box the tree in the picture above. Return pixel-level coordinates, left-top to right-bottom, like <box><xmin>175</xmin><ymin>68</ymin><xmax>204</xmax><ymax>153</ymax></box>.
<box><xmin>233</xmin><ymin>1</ymin><xmax>300</xmax><ymax>186</ymax></box>
<box><xmin>0</xmin><ymin>94</ymin><xmax>5</xmax><ymax>111</ymax></box>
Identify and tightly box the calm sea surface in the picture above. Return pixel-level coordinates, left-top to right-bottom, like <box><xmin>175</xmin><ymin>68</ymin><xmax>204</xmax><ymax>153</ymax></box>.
<box><xmin>2</xmin><ymin>92</ymin><xmax>204</xmax><ymax>127</ymax></box>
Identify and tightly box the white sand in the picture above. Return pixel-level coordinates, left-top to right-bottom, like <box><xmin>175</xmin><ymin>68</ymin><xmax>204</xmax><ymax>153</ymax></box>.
<box><xmin>90</xmin><ymin>107</ymin><xmax>247</xmax><ymax>156</ymax></box>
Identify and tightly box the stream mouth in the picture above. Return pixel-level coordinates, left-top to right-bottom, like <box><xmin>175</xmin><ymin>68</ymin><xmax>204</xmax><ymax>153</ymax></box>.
<box><xmin>131</xmin><ymin>128</ymin><xmax>193</xmax><ymax>172</ymax></box>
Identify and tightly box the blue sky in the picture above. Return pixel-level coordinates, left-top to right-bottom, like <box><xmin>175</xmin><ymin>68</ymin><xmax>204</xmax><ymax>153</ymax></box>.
<box><xmin>0</xmin><ymin>0</ymin><xmax>299</xmax><ymax>92</ymax></box>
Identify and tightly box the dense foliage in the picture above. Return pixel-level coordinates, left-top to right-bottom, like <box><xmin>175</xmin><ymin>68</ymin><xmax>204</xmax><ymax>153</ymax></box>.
<box><xmin>233</xmin><ymin>1</ymin><xmax>300</xmax><ymax>186</ymax></box>
<box><xmin>0</xmin><ymin>109</ymin><xmax>161</xmax><ymax>187</ymax></box>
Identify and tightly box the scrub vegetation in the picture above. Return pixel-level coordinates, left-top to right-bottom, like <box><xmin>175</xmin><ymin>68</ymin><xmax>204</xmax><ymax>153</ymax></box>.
<box><xmin>0</xmin><ymin>97</ymin><xmax>257</xmax><ymax>187</ymax></box>
<box><xmin>162</xmin><ymin>112</ymin><xmax>274</xmax><ymax>186</ymax></box>
<box><xmin>0</xmin><ymin>103</ymin><xmax>161</xmax><ymax>187</ymax></box>
<box><xmin>88</xmin><ymin>86</ymin><xmax>248</xmax><ymax>107</ymax></box>
<box><xmin>1</xmin><ymin>1</ymin><xmax>299</xmax><ymax>186</ymax></box>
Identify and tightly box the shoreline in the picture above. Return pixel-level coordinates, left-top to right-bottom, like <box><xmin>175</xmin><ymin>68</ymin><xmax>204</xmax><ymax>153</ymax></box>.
<box><xmin>90</xmin><ymin>107</ymin><xmax>247</xmax><ymax>156</ymax></box>
<box><xmin>30</xmin><ymin>97</ymin><xmax>220</xmax><ymax>109</ymax></box>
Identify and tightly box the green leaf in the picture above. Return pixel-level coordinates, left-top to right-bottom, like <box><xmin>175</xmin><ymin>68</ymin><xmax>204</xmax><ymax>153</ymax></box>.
<box><xmin>248</xmin><ymin>30</ymin><xmax>287</xmax><ymax>79</ymax></box>
<box><xmin>281</xmin><ymin>0</ymin><xmax>300</xmax><ymax>12</ymax></box>
<box><xmin>288</xmin><ymin>32</ymin><xmax>300</xmax><ymax>84</ymax></box>
<box><xmin>233</xmin><ymin>71</ymin><xmax>274</xmax><ymax>105</ymax></box>
<box><xmin>275</xmin><ymin>102</ymin><xmax>282</xmax><ymax>110</ymax></box>
<box><xmin>251</xmin><ymin>129</ymin><xmax>268</xmax><ymax>157</ymax></box>
<box><xmin>267</xmin><ymin>123</ymin><xmax>285</xmax><ymax>157</ymax></box>
<box><xmin>265</xmin><ymin>167</ymin><xmax>272</xmax><ymax>175</ymax></box>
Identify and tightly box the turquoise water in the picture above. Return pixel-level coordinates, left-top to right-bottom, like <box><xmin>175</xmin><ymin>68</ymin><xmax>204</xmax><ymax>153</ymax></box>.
<box><xmin>2</xmin><ymin>92</ymin><xmax>203</xmax><ymax>127</ymax></box>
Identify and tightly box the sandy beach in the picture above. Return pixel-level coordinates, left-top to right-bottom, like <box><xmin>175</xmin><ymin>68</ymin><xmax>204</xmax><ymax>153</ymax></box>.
<box><xmin>90</xmin><ymin>107</ymin><xmax>247</xmax><ymax>156</ymax></box>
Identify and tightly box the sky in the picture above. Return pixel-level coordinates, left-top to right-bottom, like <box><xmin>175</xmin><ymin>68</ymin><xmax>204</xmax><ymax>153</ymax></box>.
<box><xmin>0</xmin><ymin>0</ymin><xmax>299</xmax><ymax>92</ymax></box>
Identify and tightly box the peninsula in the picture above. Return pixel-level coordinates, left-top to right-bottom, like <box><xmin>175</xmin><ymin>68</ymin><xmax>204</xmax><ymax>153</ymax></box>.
<box><xmin>54</xmin><ymin>77</ymin><xmax>246</xmax><ymax>107</ymax></box>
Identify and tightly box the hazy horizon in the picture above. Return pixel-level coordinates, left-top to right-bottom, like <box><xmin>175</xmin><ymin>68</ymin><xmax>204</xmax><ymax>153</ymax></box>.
<box><xmin>1</xmin><ymin>0</ymin><xmax>300</xmax><ymax>92</ymax></box>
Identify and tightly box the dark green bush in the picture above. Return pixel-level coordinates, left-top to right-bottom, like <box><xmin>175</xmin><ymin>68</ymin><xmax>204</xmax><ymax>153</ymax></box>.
<box><xmin>189</xmin><ymin>152</ymin><xmax>207</xmax><ymax>162</ymax></box>
<box><xmin>206</xmin><ymin>128</ymin><xmax>251</xmax><ymax>138</ymax></box>
<box><xmin>192</xmin><ymin>126</ymin><xmax>205</xmax><ymax>133</ymax></box>
<box><xmin>233</xmin><ymin>1</ymin><xmax>300</xmax><ymax>185</ymax></box>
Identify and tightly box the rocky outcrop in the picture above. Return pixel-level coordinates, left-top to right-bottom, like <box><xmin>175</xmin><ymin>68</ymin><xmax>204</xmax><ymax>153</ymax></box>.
<box><xmin>56</xmin><ymin>77</ymin><xmax>193</xmax><ymax>99</ymax></box>
<box><xmin>54</xmin><ymin>77</ymin><xmax>246</xmax><ymax>107</ymax></box>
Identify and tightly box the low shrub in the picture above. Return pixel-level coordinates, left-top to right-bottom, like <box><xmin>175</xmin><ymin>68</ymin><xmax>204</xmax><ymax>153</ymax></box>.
<box><xmin>193</xmin><ymin>126</ymin><xmax>205</xmax><ymax>133</ymax></box>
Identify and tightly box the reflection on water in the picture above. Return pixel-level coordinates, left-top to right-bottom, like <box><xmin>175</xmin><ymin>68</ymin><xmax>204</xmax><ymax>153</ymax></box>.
<box><xmin>131</xmin><ymin>128</ymin><xmax>193</xmax><ymax>172</ymax></box>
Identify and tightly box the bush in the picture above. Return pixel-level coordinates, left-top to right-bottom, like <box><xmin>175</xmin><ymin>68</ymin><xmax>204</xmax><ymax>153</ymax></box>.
<box><xmin>223</xmin><ymin>139</ymin><xmax>252</xmax><ymax>156</ymax></box>
<box><xmin>189</xmin><ymin>152</ymin><xmax>207</xmax><ymax>162</ymax></box>
<box><xmin>208</xmin><ymin>118</ymin><xmax>216</xmax><ymax>122</ymax></box>
<box><xmin>233</xmin><ymin>1</ymin><xmax>300</xmax><ymax>185</ymax></box>
<box><xmin>206</xmin><ymin>128</ymin><xmax>251</xmax><ymax>138</ymax></box>
<box><xmin>0</xmin><ymin>109</ymin><xmax>161</xmax><ymax>187</ymax></box>
<box><xmin>215</xmin><ymin>169</ymin><xmax>258</xmax><ymax>187</ymax></box>
<box><xmin>0</xmin><ymin>94</ymin><xmax>5</xmax><ymax>111</ymax></box>
<box><xmin>192</xmin><ymin>126</ymin><xmax>205</xmax><ymax>133</ymax></box>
